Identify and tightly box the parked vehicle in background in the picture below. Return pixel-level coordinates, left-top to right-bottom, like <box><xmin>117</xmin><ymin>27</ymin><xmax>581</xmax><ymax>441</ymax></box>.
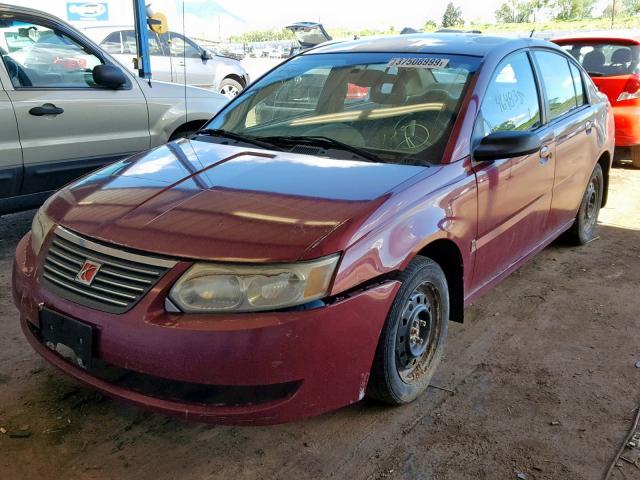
<box><xmin>286</xmin><ymin>22</ymin><xmax>332</xmax><ymax>56</ymax></box>
<box><xmin>12</xmin><ymin>33</ymin><xmax>614</xmax><ymax>424</ymax></box>
<box><xmin>82</xmin><ymin>26</ymin><xmax>250</xmax><ymax>98</ymax></box>
<box><xmin>0</xmin><ymin>4</ymin><xmax>227</xmax><ymax>214</ymax></box>
<box><xmin>553</xmin><ymin>35</ymin><xmax>640</xmax><ymax>167</ymax></box>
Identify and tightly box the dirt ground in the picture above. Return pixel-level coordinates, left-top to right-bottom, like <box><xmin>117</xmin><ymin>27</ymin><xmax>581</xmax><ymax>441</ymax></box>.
<box><xmin>1</xmin><ymin>158</ymin><xmax>639</xmax><ymax>480</ymax></box>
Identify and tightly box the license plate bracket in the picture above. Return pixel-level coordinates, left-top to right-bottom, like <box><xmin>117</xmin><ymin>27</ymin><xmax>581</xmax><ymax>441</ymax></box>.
<box><xmin>40</xmin><ymin>309</ymin><xmax>94</xmax><ymax>369</ymax></box>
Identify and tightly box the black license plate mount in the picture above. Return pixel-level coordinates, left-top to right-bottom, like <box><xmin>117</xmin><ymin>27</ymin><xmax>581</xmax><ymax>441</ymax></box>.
<box><xmin>40</xmin><ymin>309</ymin><xmax>94</xmax><ymax>369</ymax></box>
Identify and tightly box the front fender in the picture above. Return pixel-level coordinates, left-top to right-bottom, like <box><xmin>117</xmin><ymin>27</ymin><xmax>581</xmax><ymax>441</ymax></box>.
<box><xmin>327</xmin><ymin>160</ymin><xmax>478</xmax><ymax>297</ymax></box>
<box><xmin>147</xmin><ymin>95</ymin><xmax>228</xmax><ymax>146</ymax></box>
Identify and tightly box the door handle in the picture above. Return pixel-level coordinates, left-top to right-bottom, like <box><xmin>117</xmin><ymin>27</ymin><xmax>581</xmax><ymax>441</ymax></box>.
<box><xmin>540</xmin><ymin>145</ymin><xmax>552</xmax><ymax>159</ymax></box>
<box><xmin>29</xmin><ymin>104</ymin><xmax>64</xmax><ymax>116</ymax></box>
<box><xmin>585</xmin><ymin>120</ymin><xmax>593</xmax><ymax>133</ymax></box>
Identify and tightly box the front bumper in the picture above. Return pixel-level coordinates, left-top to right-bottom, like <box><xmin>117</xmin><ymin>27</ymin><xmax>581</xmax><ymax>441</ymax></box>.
<box><xmin>12</xmin><ymin>233</ymin><xmax>399</xmax><ymax>425</ymax></box>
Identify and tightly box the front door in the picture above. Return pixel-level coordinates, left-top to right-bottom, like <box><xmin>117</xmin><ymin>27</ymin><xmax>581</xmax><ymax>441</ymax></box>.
<box><xmin>471</xmin><ymin>50</ymin><xmax>555</xmax><ymax>290</ymax></box>
<box><xmin>0</xmin><ymin>15</ymin><xmax>149</xmax><ymax>195</ymax></box>
<box><xmin>0</xmin><ymin>89</ymin><xmax>22</xmax><ymax>199</ymax></box>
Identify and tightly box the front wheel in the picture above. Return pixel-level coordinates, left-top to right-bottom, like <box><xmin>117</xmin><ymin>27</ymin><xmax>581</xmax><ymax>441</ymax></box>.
<box><xmin>219</xmin><ymin>78</ymin><xmax>243</xmax><ymax>98</ymax></box>
<box><xmin>566</xmin><ymin>163</ymin><xmax>604</xmax><ymax>245</ymax></box>
<box><xmin>367</xmin><ymin>256</ymin><xmax>449</xmax><ymax>404</ymax></box>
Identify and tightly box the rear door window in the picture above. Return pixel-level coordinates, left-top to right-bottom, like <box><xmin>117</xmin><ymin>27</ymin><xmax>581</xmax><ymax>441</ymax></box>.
<box><xmin>533</xmin><ymin>50</ymin><xmax>579</xmax><ymax>121</ymax></box>
<box><xmin>121</xmin><ymin>30</ymin><xmax>165</xmax><ymax>56</ymax></box>
<box><xmin>569</xmin><ymin>62</ymin><xmax>585</xmax><ymax>107</ymax></box>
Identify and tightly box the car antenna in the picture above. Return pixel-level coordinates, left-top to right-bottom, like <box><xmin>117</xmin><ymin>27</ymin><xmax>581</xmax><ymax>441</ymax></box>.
<box><xmin>529</xmin><ymin>29</ymin><xmax>535</xmax><ymax>38</ymax></box>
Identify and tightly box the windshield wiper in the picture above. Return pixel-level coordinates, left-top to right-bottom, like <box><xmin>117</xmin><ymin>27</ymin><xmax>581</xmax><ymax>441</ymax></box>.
<box><xmin>261</xmin><ymin>135</ymin><xmax>382</xmax><ymax>163</ymax></box>
<box><xmin>197</xmin><ymin>128</ymin><xmax>277</xmax><ymax>150</ymax></box>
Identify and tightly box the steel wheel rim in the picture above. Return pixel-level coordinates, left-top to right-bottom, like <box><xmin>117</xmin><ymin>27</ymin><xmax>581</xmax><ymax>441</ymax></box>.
<box><xmin>220</xmin><ymin>85</ymin><xmax>240</xmax><ymax>98</ymax></box>
<box><xmin>395</xmin><ymin>282</ymin><xmax>442</xmax><ymax>383</ymax></box>
<box><xmin>583</xmin><ymin>175</ymin><xmax>600</xmax><ymax>231</ymax></box>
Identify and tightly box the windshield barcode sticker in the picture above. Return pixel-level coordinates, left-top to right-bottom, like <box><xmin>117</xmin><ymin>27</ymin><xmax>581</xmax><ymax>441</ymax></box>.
<box><xmin>387</xmin><ymin>57</ymin><xmax>450</xmax><ymax>69</ymax></box>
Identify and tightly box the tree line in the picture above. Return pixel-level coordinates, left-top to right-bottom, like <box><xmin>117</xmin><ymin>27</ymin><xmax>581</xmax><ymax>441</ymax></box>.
<box><xmin>228</xmin><ymin>0</ymin><xmax>640</xmax><ymax>44</ymax></box>
<box><xmin>494</xmin><ymin>0</ymin><xmax>640</xmax><ymax>24</ymax></box>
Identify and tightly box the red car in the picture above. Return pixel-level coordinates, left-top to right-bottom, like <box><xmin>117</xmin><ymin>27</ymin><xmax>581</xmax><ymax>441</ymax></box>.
<box><xmin>553</xmin><ymin>35</ymin><xmax>640</xmax><ymax>167</ymax></box>
<box><xmin>13</xmin><ymin>34</ymin><xmax>614</xmax><ymax>425</ymax></box>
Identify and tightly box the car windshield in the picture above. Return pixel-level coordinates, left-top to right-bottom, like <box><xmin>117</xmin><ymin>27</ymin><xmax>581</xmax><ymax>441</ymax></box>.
<box><xmin>559</xmin><ymin>42</ymin><xmax>640</xmax><ymax>76</ymax></box>
<box><xmin>204</xmin><ymin>52</ymin><xmax>480</xmax><ymax>165</ymax></box>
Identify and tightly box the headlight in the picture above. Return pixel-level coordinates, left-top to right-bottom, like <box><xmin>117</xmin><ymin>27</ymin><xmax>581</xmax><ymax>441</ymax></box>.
<box><xmin>168</xmin><ymin>255</ymin><xmax>340</xmax><ymax>313</ymax></box>
<box><xmin>31</xmin><ymin>207</ymin><xmax>55</xmax><ymax>256</ymax></box>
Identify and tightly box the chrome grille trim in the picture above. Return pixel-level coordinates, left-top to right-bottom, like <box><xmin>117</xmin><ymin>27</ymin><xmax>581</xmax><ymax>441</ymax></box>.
<box><xmin>40</xmin><ymin>227</ymin><xmax>177</xmax><ymax>314</ymax></box>
<box><xmin>56</xmin><ymin>227</ymin><xmax>177</xmax><ymax>268</ymax></box>
<box><xmin>43</xmin><ymin>273</ymin><xmax>129</xmax><ymax>307</ymax></box>
<box><xmin>98</xmin><ymin>268</ymin><xmax>153</xmax><ymax>285</ymax></box>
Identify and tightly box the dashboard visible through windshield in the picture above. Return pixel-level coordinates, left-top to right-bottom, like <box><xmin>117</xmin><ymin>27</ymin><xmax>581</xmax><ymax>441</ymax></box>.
<box><xmin>203</xmin><ymin>52</ymin><xmax>480</xmax><ymax>165</ymax></box>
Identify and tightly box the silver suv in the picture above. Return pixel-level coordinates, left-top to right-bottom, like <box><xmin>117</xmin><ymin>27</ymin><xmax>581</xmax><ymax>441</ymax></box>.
<box><xmin>83</xmin><ymin>26</ymin><xmax>250</xmax><ymax>98</ymax></box>
<box><xmin>0</xmin><ymin>3</ymin><xmax>228</xmax><ymax>214</ymax></box>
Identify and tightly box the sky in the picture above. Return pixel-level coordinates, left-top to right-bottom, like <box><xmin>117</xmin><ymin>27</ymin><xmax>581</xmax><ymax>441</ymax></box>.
<box><xmin>16</xmin><ymin>0</ymin><xmax>612</xmax><ymax>40</ymax></box>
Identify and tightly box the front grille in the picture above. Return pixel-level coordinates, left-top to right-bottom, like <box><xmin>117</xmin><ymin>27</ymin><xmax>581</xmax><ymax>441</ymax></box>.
<box><xmin>40</xmin><ymin>227</ymin><xmax>177</xmax><ymax>314</ymax></box>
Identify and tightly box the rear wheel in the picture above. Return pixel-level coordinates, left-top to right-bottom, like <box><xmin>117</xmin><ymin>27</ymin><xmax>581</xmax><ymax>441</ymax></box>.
<box><xmin>367</xmin><ymin>256</ymin><xmax>449</xmax><ymax>404</ymax></box>
<box><xmin>566</xmin><ymin>163</ymin><xmax>603</xmax><ymax>245</ymax></box>
<box><xmin>631</xmin><ymin>146</ymin><xmax>640</xmax><ymax>169</ymax></box>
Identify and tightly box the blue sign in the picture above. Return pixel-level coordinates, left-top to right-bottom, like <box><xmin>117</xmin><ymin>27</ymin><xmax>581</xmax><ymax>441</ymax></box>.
<box><xmin>66</xmin><ymin>2</ymin><xmax>109</xmax><ymax>21</ymax></box>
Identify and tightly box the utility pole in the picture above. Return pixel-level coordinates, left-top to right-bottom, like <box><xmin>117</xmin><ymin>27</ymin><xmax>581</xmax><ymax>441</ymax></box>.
<box><xmin>611</xmin><ymin>0</ymin><xmax>616</xmax><ymax>29</ymax></box>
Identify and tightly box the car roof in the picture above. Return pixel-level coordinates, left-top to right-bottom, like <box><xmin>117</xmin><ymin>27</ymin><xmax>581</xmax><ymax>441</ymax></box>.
<box><xmin>306</xmin><ymin>33</ymin><xmax>554</xmax><ymax>57</ymax></box>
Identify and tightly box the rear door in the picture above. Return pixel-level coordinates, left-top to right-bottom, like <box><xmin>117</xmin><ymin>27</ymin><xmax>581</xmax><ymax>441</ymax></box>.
<box><xmin>531</xmin><ymin>49</ymin><xmax>598</xmax><ymax>231</ymax></box>
<box><xmin>0</xmin><ymin>14</ymin><xmax>149</xmax><ymax>196</ymax></box>
<box><xmin>162</xmin><ymin>32</ymin><xmax>212</xmax><ymax>88</ymax></box>
<box><xmin>471</xmin><ymin>50</ymin><xmax>555</xmax><ymax>287</ymax></box>
<box><xmin>121</xmin><ymin>30</ymin><xmax>173</xmax><ymax>83</ymax></box>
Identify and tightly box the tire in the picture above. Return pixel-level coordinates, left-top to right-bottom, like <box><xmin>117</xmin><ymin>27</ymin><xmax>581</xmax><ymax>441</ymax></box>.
<box><xmin>631</xmin><ymin>146</ymin><xmax>640</xmax><ymax>169</ymax></box>
<box><xmin>566</xmin><ymin>163</ymin><xmax>604</xmax><ymax>245</ymax></box>
<box><xmin>219</xmin><ymin>78</ymin><xmax>243</xmax><ymax>98</ymax></box>
<box><xmin>367</xmin><ymin>256</ymin><xmax>449</xmax><ymax>405</ymax></box>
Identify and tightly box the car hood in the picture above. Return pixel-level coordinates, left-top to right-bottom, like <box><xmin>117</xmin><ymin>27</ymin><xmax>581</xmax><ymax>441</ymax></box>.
<box><xmin>47</xmin><ymin>139</ymin><xmax>428</xmax><ymax>263</ymax></box>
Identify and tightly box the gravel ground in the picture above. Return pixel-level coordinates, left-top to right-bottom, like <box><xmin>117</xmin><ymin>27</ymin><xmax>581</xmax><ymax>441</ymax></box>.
<box><xmin>0</xmin><ymin>160</ymin><xmax>639</xmax><ymax>480</ymax></box>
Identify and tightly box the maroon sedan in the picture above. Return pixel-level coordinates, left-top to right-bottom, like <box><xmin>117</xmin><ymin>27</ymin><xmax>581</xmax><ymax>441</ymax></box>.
<box><xmin>13</xmin><ymin>33</ymin><xmax>614</xmax><ymax>425</ymax></box>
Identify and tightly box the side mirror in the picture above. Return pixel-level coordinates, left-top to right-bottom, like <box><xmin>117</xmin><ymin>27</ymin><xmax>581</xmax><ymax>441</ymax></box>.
<box><xmin>201</xmin><ymin>49</ymin><xmax>213</xmax><ymax>61</ymax></box>
<box><xmin>93</xmin><ymin>64</ymin><xmax>127</xmax><ymax>89</ymax></box>
<box><xmin>473</xmin><ymin>131</ymin><xmax>542</xmax><ymax>162</ymax></box>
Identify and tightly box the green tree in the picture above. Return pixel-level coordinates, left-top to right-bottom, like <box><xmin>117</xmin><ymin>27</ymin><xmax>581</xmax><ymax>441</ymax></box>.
<box><xmin>553</xmin><ymin>0</ymin><xmax>597</xmax><ymax>20</ymax></box>
<box><xmin>442</xmin><ymin>2</ymin><xmax>464</xmax><ymax>27</ymax></box>
<box><xmin>495</xmin><ymin>0</ymin><xmax>535</xmax><ymax>23</ymax></box>
<box><xmin>529</xmin><ymin>0</ymin><xmax>550</xmax><ymax>22</ymax></box>
<box><xmin>623</xmin><ymin>0</ymin><xmax>640</xmax><ymax>14</ymax></box>
<box><xmin>423</xmin><ymin>19</ymin><xmax>438</xmax><ymax>30</ymax></box>
<box><xmin>602</xmin><ymin>0</ymin><xmax>627</xmax><ymax>18</ymax></box>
